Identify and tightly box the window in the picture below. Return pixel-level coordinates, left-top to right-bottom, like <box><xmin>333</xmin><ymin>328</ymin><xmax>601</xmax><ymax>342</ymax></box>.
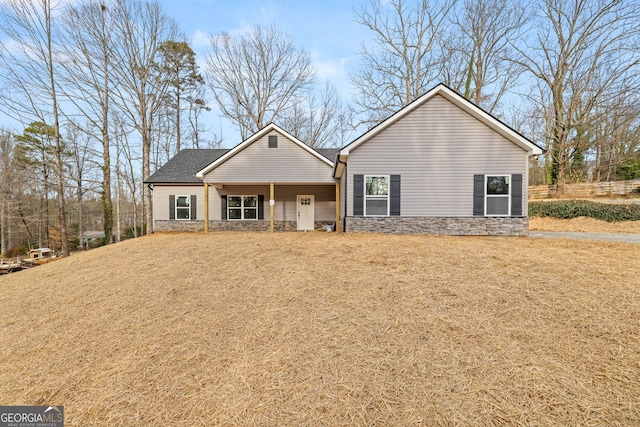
<box><xmin>175</xmin><ymin>195</ymin><xmax>191</xmax><ymax>220</ymax></box>
<box><xmin>365</xmin><ymin>175</ymin><xmax>389</xmax><ymax>216</ymax></box>
<box><xmin>228</xmin><ymin>196</ymin><xmax>258</xmax><ymax>220</ymax></box>
<box><xmin>485</xmin><ymin>175</ymin><xmax>510</xmax><ymax>216</ymax></box>
<box><xmin>268</xmin><ymin>135</ymin><xmax>278</xmax><ymax>148</ymax></box>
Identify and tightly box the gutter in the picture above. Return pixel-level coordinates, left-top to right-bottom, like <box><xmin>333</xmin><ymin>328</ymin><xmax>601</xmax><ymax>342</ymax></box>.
<box><xmin>333</xmin><ymin>154</ymin><xmax>347</xmax><ymax>178</ymax></box>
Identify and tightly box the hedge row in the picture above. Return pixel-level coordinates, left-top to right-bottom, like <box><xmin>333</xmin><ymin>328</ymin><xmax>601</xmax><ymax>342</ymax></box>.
<box><xmin>529</xmin><ymin>200</ymin><xmax>640</xmax><ymax>222</ymax></box>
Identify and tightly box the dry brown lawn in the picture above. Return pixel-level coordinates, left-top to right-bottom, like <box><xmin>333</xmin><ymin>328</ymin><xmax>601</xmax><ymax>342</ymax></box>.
<box><xmin>1</xmin><ymin>231</ymin><xmax>639</xmax><ymax>426</ymax></box>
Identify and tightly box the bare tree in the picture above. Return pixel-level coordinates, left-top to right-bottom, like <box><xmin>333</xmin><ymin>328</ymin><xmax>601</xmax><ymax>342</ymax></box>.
<box><xmin>591</xmin><ymin>89</ymin><xmax>640</xmax><ymax>181</ymax></box>
<box><xmin>113</xmin><ymin>117</ymin><xmax>142</xmax><ymax>238</ymax></box>
<box><xmin>351</xmin><ymin>0</ymin><xmax>456</xmax><ymax>124</ymax></box>
<box><xmin>445</xmin><ymin>0</ymin><xmax>528</xmax><ymax>113</ymax></box>
<box><xmin>0</xmin><ymin>0</ymin><xmax>70</xmax><ymax>255</ymax></box>
<box><xmin>65</xmin><ymin>122</ymin><xmax>99</xmax><ymax>249</ymax></box>
<box><xmin>510</xmin><ymin>0</ymin><xmax>640</xmax><ymax>191</ymax></box>
<box><xmin>0</xmin><ymin>129</ymin><xmax>18</xmax><ymax>255</ymax></box>
<box><xmin>60</xmin><ymin>0</ymin><xmax>117</xmax><ymax>245</ymax></box>
<box><xmin>110</xmin><ymin>0</ymin><xmax>179</xmax><ymax>234</ymax></box>
<box><xmin>186</xmin><ymin>85</ymin><xmax>212</xmax><ymax>149</ymax></box>
<box><xmin>279</xmin><ymin>81</ymin><xmax>348</xmax><ymax>148</ymax></box>
<box><xmin>205</xmin><ymin>24</ymin><xmax>315</xmax><ymax>140</ymax></box>
<box><xmin>151</xmin><ymin>112</ymin><xmax>174</xmax><ymax>172</ymax></box>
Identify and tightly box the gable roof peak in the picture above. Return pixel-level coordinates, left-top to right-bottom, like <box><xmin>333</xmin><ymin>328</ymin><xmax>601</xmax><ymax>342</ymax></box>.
<box><xmin>195</xmin><ymin>123</ymin><xmax>333</xmax><ymax>178</ymax></box>
<box><xmin>338</xmin><ymin>83</ymin><xmax>543</xmax><ymax>158</ymax></box>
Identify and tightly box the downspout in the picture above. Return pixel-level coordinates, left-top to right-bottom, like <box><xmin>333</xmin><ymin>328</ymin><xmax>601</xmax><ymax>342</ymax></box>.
<box><xmin>147</xmin><ymin>183</ymin><xmax>154</xmax><ymax>233</ymax></box>
<box><xmin>204</xmin><ymin>181</ymin><xmax>209</xmax><ymax>233</ymax></box>
<box><xmin>336</xmin><ymin>156</ymin><xmax>348</xmax><ymax>233</ymax></box>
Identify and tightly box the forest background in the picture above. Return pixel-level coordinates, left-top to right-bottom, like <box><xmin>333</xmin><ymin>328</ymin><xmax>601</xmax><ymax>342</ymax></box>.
<box><xmin>0</xmin><ymin>0</ymin><xmax>638</xmax><ymax>255</ymax></box>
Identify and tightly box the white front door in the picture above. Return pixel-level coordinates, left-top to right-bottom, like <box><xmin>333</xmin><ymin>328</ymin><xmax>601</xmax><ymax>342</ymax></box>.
<box><xmin>297</xmin><ymin>195</ymin><xmax>314</xmax><ymax>231</ymax></box>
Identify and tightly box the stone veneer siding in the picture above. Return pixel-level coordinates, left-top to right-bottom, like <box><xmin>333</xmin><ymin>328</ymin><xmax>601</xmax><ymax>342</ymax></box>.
<box><xmin>344</xmin><ymin>216</ymin><xmax>528</xmax><ymax>236</ymax></box>
<box><xmin>154</xmin><ymin>220</ymin><xmax>335</xmax><ymax>232</ymax></box>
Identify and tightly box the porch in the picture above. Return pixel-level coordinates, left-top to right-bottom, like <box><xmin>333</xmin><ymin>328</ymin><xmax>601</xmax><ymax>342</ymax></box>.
<box><xmin>203</xmin><ymin>183</ymin><xmax>340</xmax><ymax>232</ymax></box>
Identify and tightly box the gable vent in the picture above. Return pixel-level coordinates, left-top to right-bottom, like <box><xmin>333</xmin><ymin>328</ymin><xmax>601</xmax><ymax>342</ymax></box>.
<box><xmin>268</xmin><ymin>135</ymin><xmax>278</xmax><ymax>148</ymax></box>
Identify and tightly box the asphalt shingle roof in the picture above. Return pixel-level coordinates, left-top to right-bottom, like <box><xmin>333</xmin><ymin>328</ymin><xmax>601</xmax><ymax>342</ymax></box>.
<box><xmin>145</xmin><ymin>147</ymin><xmax>338</xmax><ymax>184</ymax></box>
<box><xmin>145</xmin><ymin>149</ymin><xmax>229</xmax><ymax>183</ymax></box>
<box><xmin>317</xmin><ymin>148</ymin><xmax>339</xmax><ymax>162</ymax></box>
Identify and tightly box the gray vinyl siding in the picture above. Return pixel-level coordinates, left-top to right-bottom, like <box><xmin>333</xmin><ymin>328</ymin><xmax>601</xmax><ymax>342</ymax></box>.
<box><xmin>203</xmin><ymin>131</ymin><xmax>336</xmax><ymax>184</ymax></box>
<box><xmin>211</xmin><ymin>184</ymin><xmax>335</xmax><ymax>221</ymax></box>
<box><xmin>152</xmin><ymin>185</ymin><xmax>204</xmax><ymax>221</ymax></box>
<box><xmin>273</xmin><ymin>185</ymin><xmax>336</xmax><ymax>222</ymax></box>
<box><xmin>346</xmin><ymin>94</ymin><xmax>528</xmax><ymax>217</ymax></box>
<box><xmin>522</xmin><ymin>156</ymin><xmax>529</xmax><ymax>216</ymax></box>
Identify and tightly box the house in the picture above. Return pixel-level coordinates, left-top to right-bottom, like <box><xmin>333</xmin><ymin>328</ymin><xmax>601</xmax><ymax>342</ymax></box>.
<box><xmin>145</xmin><ymin>84</ymin><xmax>543</xmax><ymax>235</ymax></box>
<box><xmin>146</xmin><ymin>123</ymin><xmax>339</xmax><ymax>232</ymax></box>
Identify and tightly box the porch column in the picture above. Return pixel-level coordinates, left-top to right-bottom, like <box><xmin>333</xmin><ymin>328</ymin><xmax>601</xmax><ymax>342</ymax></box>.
<box><xmin>269</xmin><ymin>182</ymin><xmax>275</xmax><ymax>233</ymax></box>
<box><xmin>335</xmin><ymin>182</ymin><xmax>341</xmax><ymax>233</ymax></box>
<box><xmin>203</xmin><ymin>182</ymin><xmax>209</xmax><ymax>233</ymax></box>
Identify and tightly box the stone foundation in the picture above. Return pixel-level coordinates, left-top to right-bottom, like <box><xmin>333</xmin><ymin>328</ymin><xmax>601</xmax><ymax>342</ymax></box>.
<box><xmin>154</xmin><ymin>220</ymin><xmax>335</xmax><ymax>232</ymax></box>
<box><xmin>344</xmin><ymin>216</ymin><xmax>528</xmax><ymax>236</ymax></box>
<box><xmin>154</xmin><ymin>220</ymin><xmax>204</xmax><ymax>232</ymax></box>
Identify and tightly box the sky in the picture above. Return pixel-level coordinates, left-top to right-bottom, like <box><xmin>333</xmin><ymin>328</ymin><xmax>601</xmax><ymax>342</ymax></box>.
<box><xmin>157</xmin><ymin>0</ymin><xmax>371</xmax><ymax>146</ymax></box>
<box><xmin>0</xmin><ymin>0</ymin><xmax>370</xmax><ymax>147</ymax></box>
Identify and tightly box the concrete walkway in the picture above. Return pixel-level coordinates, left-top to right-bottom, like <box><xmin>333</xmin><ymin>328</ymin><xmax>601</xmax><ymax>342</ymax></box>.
<box><xmin>529</xmin><ymin>231</ymin><xmax>640</xmax><ymax>244</ymax></box>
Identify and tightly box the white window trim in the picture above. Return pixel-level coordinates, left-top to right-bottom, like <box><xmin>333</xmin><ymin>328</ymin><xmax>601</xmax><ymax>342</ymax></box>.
<box><xmin>364</xmin><ymin>175</ymin><xmax>390</xmax><ymax>217</ymax></box>
<box><xmin>485</xmin><ymin>175</ymin><xmax>511</xmax><ymax>217</ymax></box>
<box><xmin>175</xmin><ymin>195</ymin><xmax>191</xmax><ymax>220</ymax></box>
<box><xmin>227</xmin><ymin>195</ymin><xmax>258</xmax><ymax>220</ymax></box>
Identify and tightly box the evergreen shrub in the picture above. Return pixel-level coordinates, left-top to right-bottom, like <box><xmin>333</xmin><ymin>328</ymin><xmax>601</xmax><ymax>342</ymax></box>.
<box><xmin>529</xmin><ymin>200</ymin><xmax>640</xmax><ymax>222</ymax></box>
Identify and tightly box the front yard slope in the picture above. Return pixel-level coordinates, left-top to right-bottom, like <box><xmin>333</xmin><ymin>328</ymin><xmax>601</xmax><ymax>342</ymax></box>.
<box><xmin>1</xmin><ymin>232</ymin><xmax>639</xmax><ymax>426</ymax></box>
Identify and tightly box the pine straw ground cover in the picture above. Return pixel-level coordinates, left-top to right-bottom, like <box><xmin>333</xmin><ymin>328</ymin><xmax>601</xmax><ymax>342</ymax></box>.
<box><xmin>1</xmin><ymin>232</ymin><xmax>639</xmax><ymax>426</ymax></box>
<box><xmin>530</xmin><ymin>216</ymin><xmax>640</xmax><ymax>233</ymax></box>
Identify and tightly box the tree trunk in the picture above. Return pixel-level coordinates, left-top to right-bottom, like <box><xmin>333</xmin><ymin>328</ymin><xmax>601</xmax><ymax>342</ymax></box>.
<box><xmin>115</xmin><ymin>153</ymin><xmax>122</xmax><ymax>242</ymax></box>
<box><xmin>43</xmin><ymin>175</ymin><xmax>49</xmax><ymax>248</ymax></box>
<box><xmin>101</xmin><ymin>10</ymin><xmax>113</xmax><ymax>246</ymax></box>
<box><xmin>1</xmin><ymin>199</ymin><xmax>6</xmax><ymax>256</ymax></box>
<box><xmin>102</xmin><ymin>144</ymin><xmax>113</xmax><ymax>245</ymax></box>
<box><xmin>143</xmin><ymin>121</ymin><xmax>153</xmax><ymax>235</ymax></box>
<box><xmin>176</xmin><ymin>90</ymin><xmax>181</xmax><ymax>152</ymax></box>
<box><xmin>78</xmin><ymin>180</ymin><xmax>84</xmax><ymax>250</ymax></box>
<box><xmin>45</xmin><ymin>0</ymin><xmax>69</xmax><ymax>256</ymax></box>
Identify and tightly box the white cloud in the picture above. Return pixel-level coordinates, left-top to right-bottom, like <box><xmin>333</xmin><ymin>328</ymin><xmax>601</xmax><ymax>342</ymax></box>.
<box><xmin>190</xmin><ymin>30</ymin><xmax>210</xmax><ymax>49</ymax></box>
<box><xmin>312</xmin><ymin>54</ymin><xmax>356</xmax><ymax>99</ymax></box>
<box><xmin>314</xmin><ymin>58</ymin><xmax>346</xmax><ymax>80</ymax></box>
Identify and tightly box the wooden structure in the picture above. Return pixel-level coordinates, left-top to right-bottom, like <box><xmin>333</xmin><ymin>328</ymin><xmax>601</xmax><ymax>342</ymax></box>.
<box><xmin>0</xmin><ymin>248</ymin><xmax>62</xmax><ymax>274</ymax></box>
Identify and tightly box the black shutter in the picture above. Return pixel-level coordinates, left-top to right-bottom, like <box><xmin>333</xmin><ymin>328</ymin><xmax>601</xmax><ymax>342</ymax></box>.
<box><xmin>390</xmin><ymin>175</ymin><xmax>401</xmax><ymax>216</ymax></box>
<box><xmin>353</xmin><ymin>174</ymin><xmax>364</xmax><ymax>216</ymax></box>
<box><xmin>268</xmin><ymin>135</ymin><xmax>278</xmax><ymax>148</ymax></box>
<box><xmin>169</xmin><ymin>195</ymin><xmax>175</xmax><ymax>220</ymax></box>
<box><xmin>190</xmin><ymin>195</ymin><xmax>197</xmax><ymax>220</ymax></box>
<box><xmin>473</xmin><ymin>175</ymin><xmax>484</xmax><ymax>216</ymax></box>
<box><xmin>221</xmin><ymin>195</ymin><xmax>227</xmax><ymax>220</ymax></box>
<box><xmin>258</xmin><ymin>195</ymin><xmax>264</xmax><ymax>220</ymax></box>
<box><xmin>511</xmin><ymin>174</ymin><xmax>523</xmax><ymax>216</ymax></box>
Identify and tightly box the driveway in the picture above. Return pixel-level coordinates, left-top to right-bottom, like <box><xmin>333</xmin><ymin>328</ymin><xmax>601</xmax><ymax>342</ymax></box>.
<box><xmin>529</xmin><ymin>231</ymin><xmax>640</xmax><ymax>244</ymax></box>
